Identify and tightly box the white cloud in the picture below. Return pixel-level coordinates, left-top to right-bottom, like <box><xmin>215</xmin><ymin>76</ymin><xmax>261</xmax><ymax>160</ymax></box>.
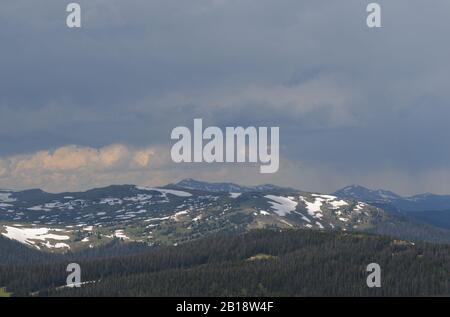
<box><xmin>2</xmin><ymin>143</ymin><xmax>450</xmax><ymax>196</ymax></box>
<box><xmin>0</xmin><ymin>144</ymin><xmax>170</xmax><ymax>192</ymax></box>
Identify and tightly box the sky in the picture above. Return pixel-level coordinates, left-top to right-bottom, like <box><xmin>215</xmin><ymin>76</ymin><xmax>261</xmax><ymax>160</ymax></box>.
<box><xmin>1</xmin><ymin>0</ymin><xmax>450</xmax><ymax>195</ymax></box>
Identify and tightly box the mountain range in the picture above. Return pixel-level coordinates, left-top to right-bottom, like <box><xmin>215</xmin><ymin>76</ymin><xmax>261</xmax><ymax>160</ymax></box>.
<box><xmin>171</xmin><ymin>178</ymin><xmax>290</xmax><ymax>193</ymax></box>
<box><xmin>333</xmin><ymin>184</ymin><xmax>450</xmax><ymax>211</ymax></box>
<box><xmin>333</xmin><ymin>184</ymin><xmax>450</xmax><ymax>230</ymax></box>
<box><xmin>2</xmin><ymin>179</ymin><xmax>450</xmax><ymax>252</ymax></box>
<box><xmin>2</xmin><ymin>179</ymin><xmax>450</xmax><ymax>297</ymax></box>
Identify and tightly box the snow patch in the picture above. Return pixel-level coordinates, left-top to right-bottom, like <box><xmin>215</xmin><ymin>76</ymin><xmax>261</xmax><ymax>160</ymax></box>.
<box><xmin>353</xmin><ymin>202</ymin><xmax>367</xmax><ymax>212</ymax></box>
<box><xmin>136</xmin><ymin>186</ymin><xmax>192</xmax><ymax>197</ymax></box>
<box><xmin>1</xmin><ymin>226</ymin><xmax>70</xmax><ymax>249</ymax></box>
<box><xmin>0</xmin><ymin>193</ymin><xmax>16</xmax><ymax>203</ymax></box>
<box><xmin>315</xmin><ymin>221</ymin><xmax>324</xmax><ymax>229</ymax></box>
<box><xmin>299</xmin><ymin>196</ymin><xmax>324</xmax><ymax>219</ymax></box>
<box><xmin>230</xmin><ymin>193</ymin><xmax>242</xmax><ymax>199</ymax></box>
<box><xmin>114</xmin><ymin>230</ymin><xmax>129</xmax><ymax>240</ymax></box>
<box><xmin>264</xmin><ymin>195</ymin><xmax>298</xmax><ymax>216</ymax></box>
<box><xmin>329</xmin><ymin>199</ymin><xmax>349</xmax><ymax>209</ymax></box>
<box><xmin>172</xmin><ymin>210</ymin><xmax>189</xmax><ymax>221</ymax></box>
<box><xmin>100</xmin><ymin>198</ymin><xmax>123</xmax><ymax>205</ymax></box>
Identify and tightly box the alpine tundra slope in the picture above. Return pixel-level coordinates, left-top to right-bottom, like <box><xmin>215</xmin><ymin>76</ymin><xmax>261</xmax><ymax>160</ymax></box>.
<box><xmin>2</xmin><ymin>179</ymin><xmax>450</xmax><ymax>252</ymax></box>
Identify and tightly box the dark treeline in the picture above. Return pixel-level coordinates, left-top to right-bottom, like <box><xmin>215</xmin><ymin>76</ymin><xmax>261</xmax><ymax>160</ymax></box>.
<box><xmin>0</xmin><ymin>236</ymin><xmax>151</xmax><ymax>266</ymax></box>
<box><xmin>0</xmin><ymin>236</ymin><xmax>152</xmax><ymax>295</ymax></box>
<box><xmin>0</xmin><ymin>236</ymin><xmax>60</xmax><ymax>266</ymax></box>
<box><xmin>1</xmin><ymin>229</ymin><xmax>450</xmax><ymax>296</ymax></box>
<box><xmin>368</xmin><ymin>213</ymin><xmax>450</xmax><ymax>243</ymax></box>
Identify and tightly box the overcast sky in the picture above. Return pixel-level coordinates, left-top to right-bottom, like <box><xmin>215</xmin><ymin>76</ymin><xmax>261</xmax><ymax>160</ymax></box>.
<box><xmin>1</xmin><ymin>0</ymin><xmax>450</xmax><ymax>195</ymax></box>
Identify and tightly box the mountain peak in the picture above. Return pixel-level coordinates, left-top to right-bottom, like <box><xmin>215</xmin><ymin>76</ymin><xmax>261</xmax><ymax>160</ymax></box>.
<box><xmin>333</xmin><ymin>185</ymin><xmax>401</xmax><ymax>201</ymax></box>
<box><xmin>339</xmin><ymin>184</ymin><xmax>370</xmax><ymax>192</ymax></box>
<box><xmin>173</xmin><ymin>178</ymin><xmax>286</xmax><ymax>193</ymax></box>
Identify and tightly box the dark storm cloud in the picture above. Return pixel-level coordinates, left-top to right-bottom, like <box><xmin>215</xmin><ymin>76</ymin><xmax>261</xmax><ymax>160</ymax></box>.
<box><xmin>1</xmin><ymin>0</ymin><xmax>450</xmax><ymax>194</ymax></box>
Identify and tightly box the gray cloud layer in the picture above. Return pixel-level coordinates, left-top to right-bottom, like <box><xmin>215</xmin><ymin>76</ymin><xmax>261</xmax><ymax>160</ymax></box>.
<box><xmin>1</xmin><ymin>0</ymin><xmax>450</xmax><ymax>194</ymax></box>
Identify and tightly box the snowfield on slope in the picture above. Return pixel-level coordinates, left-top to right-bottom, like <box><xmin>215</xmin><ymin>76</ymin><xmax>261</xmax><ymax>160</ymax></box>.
<box><xmin>299</xmin><ymin>194</ymin><xmax>350</xmax><ymax>220</ymax></box>
<box><xmin>0</xmin><ymin>192</ymin><xmax>16</xmax><ymax>203</ymax></box>
<box><xmin>114</xmin><ymin>230</ymin><xmax>130</xmax><ymax>240</ymax></box>
<box><xmin>264</xmin><ymin>195</ymin><xmax>298</xmax><ymax>216</ymax></box>
<box><xmin>300</xmin><ymin>196</ymin><xmax>324</xmax><ymax>219</ymax></box>
<box><xmin>1</xmin><ymin>225</ymin><xmax>70</xmax><ymax>249</ymax></box>
<box><xmin>312</xmin><ymin>194</ymin><xmax>348</xmax><ymax>209</ymax></box>
<box><xmin>136</xmin><ymin>186</ymin><xmax>192</xmax><ymax>197</ymax></box>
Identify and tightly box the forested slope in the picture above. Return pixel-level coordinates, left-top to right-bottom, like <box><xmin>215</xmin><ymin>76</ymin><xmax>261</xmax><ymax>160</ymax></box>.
<box><xmin>2</xmin><ymin>229</ymin><xmax>449</xmax><ymax>297</ymax></box>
